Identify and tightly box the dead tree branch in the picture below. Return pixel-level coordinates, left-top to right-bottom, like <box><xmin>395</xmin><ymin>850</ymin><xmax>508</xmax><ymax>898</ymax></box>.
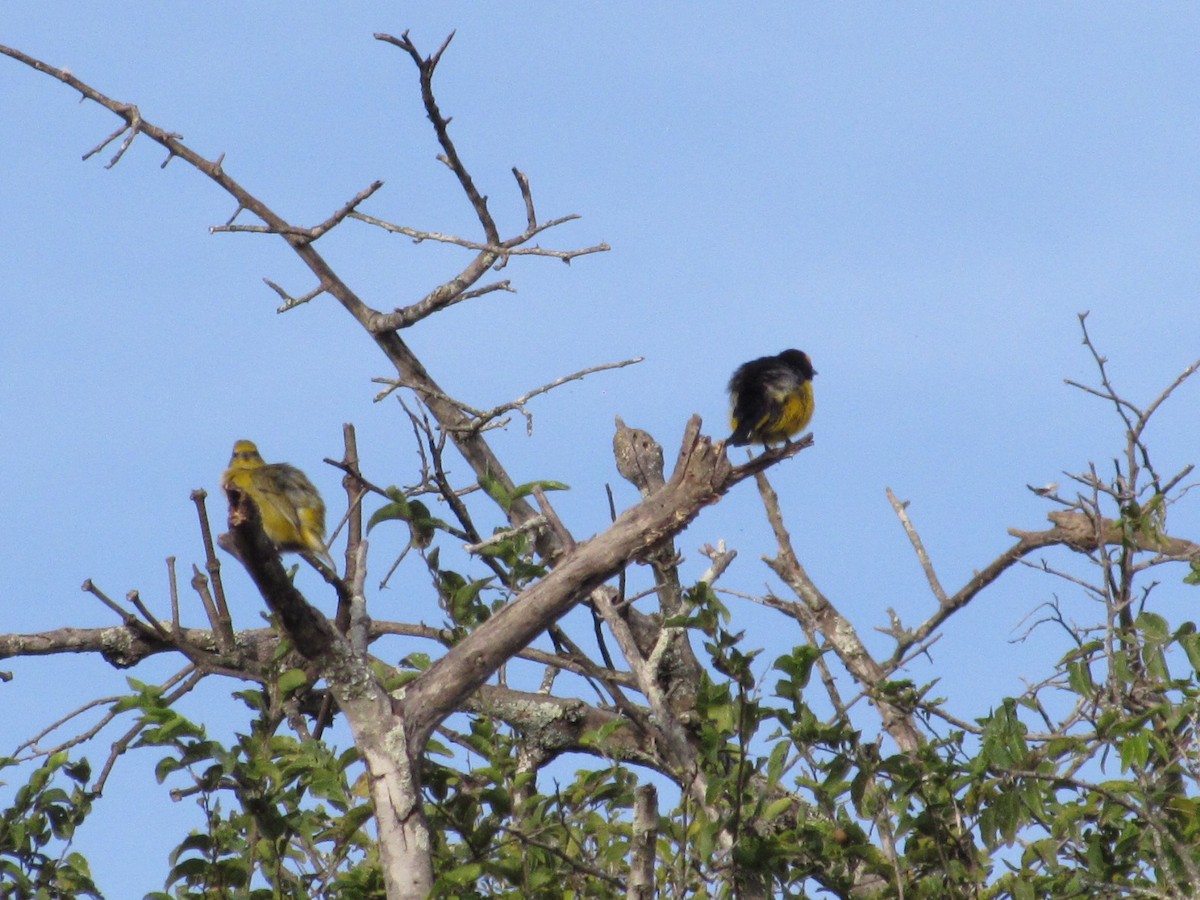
<box><xmin>404</xmin><ymin>415</ymin><xmax>769</xmax><ymax>747</ymax></box>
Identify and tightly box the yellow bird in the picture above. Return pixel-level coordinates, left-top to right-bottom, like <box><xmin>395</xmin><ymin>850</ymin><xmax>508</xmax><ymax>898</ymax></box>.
<box><xmin>220</xmin><ymin>439</ymin><xmax>335</xmax><ymax>569</ymax></box>
<box><xmin>727</xmin><ymin>349</ymin><xmax>816</xmax><ymax>446</ymax></box>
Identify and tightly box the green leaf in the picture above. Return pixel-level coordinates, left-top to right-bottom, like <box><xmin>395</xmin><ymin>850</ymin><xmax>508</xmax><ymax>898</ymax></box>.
<box><xmin>1111</xmin><ymin>648</ymin><xmax>1135</xmax><ymax>683</ymax></box>
<box><xmin>1066</xmin><ymin>660</ymin><xmax>1094</xmax><ymax>695</ymax></box>
<box><xmin>581</xmin><ymin>720</ymin><xmax>628</xmax><ymax>748</ymax></box>
<box><xmin>277</xmin><ymin>668</ymin><xmax>309</xmax><ymax>695</ymax></box>
<box><xmin>1118</xmin><ymin>731</ymin><xmax>1150</xmax><ymax>771</ymax></box>
<box><xmin>366</xmin><ymin>487</ymin><xmax>411</xmax><ymax>533</ymax></box>
<box><xmin>399</xmin><ymin>652</ymin><xmax>432</xmax><ymax>671</ymax></box>
<box><xmin>406</xmin><ymin>499</ymin><xmax>441</xmax><ymax>547</ymax></box>
<box><xmin>763</xmin><ymin>797</ymin><xmax>794</xmax><ymax>821</ymax></box>
<box><xmin>478</xmin><ymin>469</ymin><xmax>513</xmax><ymax>513</ymax></box>
<box><xmin>1136</xmin><ymin>610</ymin><xmax>1169</xmax><ymax>644</ymax></box>
<box><xmin>155</xmin><ymin>756</ymin><xmax>182</xmax><ymax>784</ymax></box>
<box><xmin>442</xmin><ymin>861</ymin><xmax>484</xmax><ymax>885</ymax></box>
<box><xmin>1145</xmin><ymin>643</ymin><xmax>1170</xmax><ymax>682</ymax></box>
<box><xmin>766</xmin><ymin>741</ymin><xmax>790</xmax><ymax>786</ymax></box>
<box><xmin>1179</xmin><ymin>632</ymin><xmax>1200</xmax><ymax>674</ymax></box>
<box><xmin>511</xmin><ymin>479</ymin><xmax>570</xmax><ymax>500</ymax></box>
<box><xmin>980</xmin><ymin>699</ymin><xmax>1028</xmax><ymax>768</ymax></box>
<box><xmin>64</xmin><ymin>759</ymin><xmax>91</xmax><ymax>784</ymax></box>
<box><xmin>367</xmin><ymin>489</ymin><xmax>446</xmax><ymax>548</ymax></box>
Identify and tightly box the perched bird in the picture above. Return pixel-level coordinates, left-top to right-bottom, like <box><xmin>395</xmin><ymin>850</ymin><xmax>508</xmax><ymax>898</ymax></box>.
<box><xmin>727</xmin><ymin>349</ymin><xmax>816</xmax><ymax>447</ymax></box>
<box><xmin>1026</xmin><ymin>482</ymin><xmax>1060</xmax><ymax>498</ymax></box>
<box><xmin>220</xmin><ymin>439</ymin><xmax>335</xmax><ymax>569</ymax></box>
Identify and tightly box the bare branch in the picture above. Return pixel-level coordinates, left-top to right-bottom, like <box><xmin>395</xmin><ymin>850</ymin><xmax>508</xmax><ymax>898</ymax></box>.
<box><xmin>404</xmin><ymin>416</ymin><xmax>777</xmax><ymax>747</ymax></box>
<box><xmin>459</xmin><ymin>356</ymin><xmax>644</xmax><ymax>436</ymax></box>
<box><xmin>754</xmin><ymin>470</ymin><xmax>924</xmax><ymax>753</ymax></box>
<box><xmin>1066</xmin><ymin>312</ymin><xmax>1144</xmax><ymax>425</ymax></box>
<box><xmin>512</xmin><ymin>167</ymin><xmax>538</xmax><ymax>230</ymax></box>
<box><xmin>353</xmin><ymin>209</ymin><xmax>608</xmax><ymax>330</ymax></box>
<box><xmin>13</xmin><ymin>693</ymin><xmax>125</xmax><ymax>760</ymax></box>
<box><xmin>212</xmin><ymin>180</ymin><xmax>385</xmax><ymax>243</ymax></box>
<box><xmin>465</xmin><ymin>684</ymin><xmax>659</xmax><ymax>771</ymax></box>
<box><xmin>2</xmin><ymin>40</ymin><xmax>598</xmax><ymax>575</ymax></box>
<box><xmin>81</xmin><ymin>579</ymin><xmax>142</xmax><ymax>630</ymax></box>
<box><xmin>126</xmin><ymin>591</ymin><xmax>170</xmax><ymax>642</ymax></box>
<box><xmin>166</xmin><ymin>556</ymin><xmax>181</xmax><ymax>638</ymax></box>
<box><xmin>374</xmin><ymin>31</ymin><xmax>498</xmax><ymax>243</ymax></box>
<box><xmin>189</xmin><ymin>489</ymin><xmax>234</xmax><ymax>651</ymax></box>
<box><xmin>698</xmin><ymin>541</ymin><xmax>737</xmax><ymax>584</ymax></box>
<box><xmin>628</xmin><ymin>784</ymin><xmax>659</xmax><ymax>900</ymax></box>
<box><xmin>351</xmin><ymin>210</ymin><xmax>605</xmax><ymax>259</ymax></box>
<box><xmin>885</xmin><ymin>507</ymin><xmax>1200</xmax><ymax>672</ymax></box>
<box><xmin>613</xmin><ymin>417</ymin><xmax>667</xmax><ymax>498</ymax></box>
<box><xmin>886</xmin><ymin>488</ymin><xmax>948</xmax><ymax>603</ymax></box>
<box><xmin>1158</xmin><ymin>464</ymin><xmax>1195</xmax><ymax>499</ymax></box>
<box><xmin>336</xmin><ymin>424</ymin><xmax>368</xmax><ymax>636</ymax></box>
<box><xmin>187</xmin><ymin>565</ymin><xmax>227</xmax><ymax>643</ymax></box>
<box><xmin>1138</xmin><ymin>356</ymin><xmax>1200</xmax><ymax>435</ymax></box>
<box><xmin>262</xmin><ymin>278</ymin><xmax>327</xmax><ymax>313</ymax></box>
<box><xmin>374</xmin><ymin>357</ymin><xmax>642</xmax><ymax>438</ymax></box>
<box><xmin>463</xmin><ymin>517</ymin><xmax>548</xmax><ymax>555</ymax></box>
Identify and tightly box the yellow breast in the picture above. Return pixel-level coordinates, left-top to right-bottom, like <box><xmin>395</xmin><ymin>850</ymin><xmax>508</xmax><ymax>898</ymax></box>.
<box><xmin>757</xmin><ymin>382</ymin><xmax>815</xmax><ymax>444</ymax></box>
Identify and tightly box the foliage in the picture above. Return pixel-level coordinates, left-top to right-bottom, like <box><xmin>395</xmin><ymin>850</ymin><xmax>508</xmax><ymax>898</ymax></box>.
<box><xmin>120</xmin><ymin>684</ymin><xmax>381</xmax><ymax>900</ymax></box>
<box><xmin>0</xmin><ymin>753</ymin><xmax>99</xmax><ymax>899</ymax></box>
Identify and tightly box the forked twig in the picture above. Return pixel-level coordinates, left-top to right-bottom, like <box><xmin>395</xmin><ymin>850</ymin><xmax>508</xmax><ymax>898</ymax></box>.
<box><xmin>375</xmin><ymin>356</ymin><xmax>644</xmax><ymax>436</ymax></box>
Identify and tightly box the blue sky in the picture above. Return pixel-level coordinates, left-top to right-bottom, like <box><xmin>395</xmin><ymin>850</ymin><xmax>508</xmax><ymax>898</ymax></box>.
<box><xmin>3</xmin><ymin>4</ymin><xmax>1200</xmax><ymax>895</ymax></box>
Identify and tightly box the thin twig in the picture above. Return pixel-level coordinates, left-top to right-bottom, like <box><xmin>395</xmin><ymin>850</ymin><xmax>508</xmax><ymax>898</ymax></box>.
<box><xmin>166</xmin><ymin>556</ymin><xmax>181</xmax><ymax>638</ymax></box>
<box><xmin>350</xmin><ymin>211</ymin><xmax>605</xmax><ymax>260</ymax></box>
<box><xmin>190</xmin><ymin>489</ymin><xmax>234</xmax><ymax>651</ymax></box>
<box><xmin>374</xmin><ymin>31</ymin><xmax>498</xmax><ymax>242</ymax></box>
<box><xmin>1138</xmin><ymin>357</ymin><xmax>1200</xmax><ymax>436</ymax></box>
<box><xmin>212</xmin><ymin>179</ymin><xmax>384</xmax><ymax>243</ymax></box>
<box><xmin>81</xmin><ymin>580</ymin><xmax>147</xmax><ymax>633</ymax></box>
<box><xmin>13</xmin><ymin>694</ymin><xmax>125</xmax><ymax>759</ymax></box>
<box><xmin>463</xmin><ymin>517</ymin><xmax>548</xmax><ymax>554</ymax></box>
<box><xmin>263</xmin><ymin>279</ymin><xmax>326</xmax><ymax>313</ymax></box>
<box><xmin>886</xmin><ymin>488</ymin><xmax>947</xmax><ymax>603</ymax></box>
<box><xmin>127</xmin><ymin>590</ymin><xmax>171</xmax><ymax>641</ymax></box>
<box><xmin>487</xmin><ymin>357</ymin><xmax>643</xmax><ymax>435</ymax></box>
<box><xmin>94</xmin><ymin>667</ymin><xmax>203</xmax><ymax>794</ymax></box>
<box><xmin>190</xmin><ymin>564</ymin><xmax>227</xmax><ymax>640</ymax></box>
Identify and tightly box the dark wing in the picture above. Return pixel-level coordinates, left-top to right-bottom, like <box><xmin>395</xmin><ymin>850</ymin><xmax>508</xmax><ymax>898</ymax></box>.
<box><xmin>729</xmin><ymin>356</ymin><xmax>804</xmax><ymax>445</ymax></box>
